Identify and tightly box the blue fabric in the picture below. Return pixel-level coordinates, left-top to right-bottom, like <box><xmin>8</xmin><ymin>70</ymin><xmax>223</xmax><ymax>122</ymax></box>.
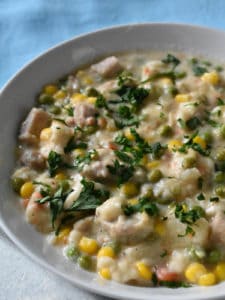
<box><xmin>1</xmin><ymin>0</ymin><xmax>225</xmax><ymax>88</ymax></box>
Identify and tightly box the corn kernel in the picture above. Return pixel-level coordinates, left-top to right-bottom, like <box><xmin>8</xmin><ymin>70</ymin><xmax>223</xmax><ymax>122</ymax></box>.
<box><xmin>185</xmin><ymin>263</ymin><xmax>207</xmax><ymax>283</ymax></box>
<box><xmin>146</xmin><ymin>160</ymin><xmax>160</xmax><ymax>170</ymax></box>
<box><xmin>215</xmin><ymin>262</ymin><xmax>225</xmax><ymax>281</ymax></box>
<box><xmin>155</xmin><ymin>221</ymin><xmax>166</xmax><ymax>236</ymax></box>
<box><xmin>158</xmin><ymin>77</ymin><xmax>173</xmax><ymax>87</ymax></box>
<box><xmin>79</xmin><ymin>237</ymin><xmax>99</xmax><ymax>255</ymax></box>
<box><xmin>98</xmin><ymin>246</ymin><xmax>115</xmax><ymax>258</ymax></box>
<box><xmin>82</xmin><ymin>76</ymin><xmax>94</xmax><ymax>85</ymax></box>
<box><xmin>44</xmin><ymin>84</ymin><xmax>58</xmax><ymax>95</ymax></box>
<box><xmin>175</xmin><ymin>94</ymin><xmax>190</xmax><ymax>103</ymax></box>
<box><xmin>54</xmin><ymin>173</ymin><xmax>66</xmax><ymax>181</ymax></box>
<box><xmin>71</xmin><ymin>93</ymin><xmax>86</xmax><ymax>103</ymax></box>
<box><xmin>128</xmin><ymin>198</ymin><xmax>138</xmax><ymax>205</ymax></box>
<box><xmin>87</xmin><ymin>97</ymin><xmax>97</xmax><ymax>104</ymax></box>
<box><xmin>201</xmin><ymin>71</ymin><xmax>219</xmax><ymax>85</ymax></box>
<box><xmin>121</xmin><ymin>182</ymin><xmax>139</xmax><ymax>197</ymax></box>
<box><xmin>168</xmin><ymin>139</ymin><xmax>182</xmax><ymax>151</ymax></box>
<box><xmin>98</xmin><ymin>268</ymin><xmax>111</xmax><ymax>280</ymax></box>
<box><xmin>55</xmin><ymin>227</ymin><xmax>71</xmax><ymax>245</ymax></box>
<box><xmin>73</xmin><ymin>149</ymin><xmax>85</xmax><ymax>157</ymax></box>
<box><xmin>40</xmin><ymin>127</ymin><xmax>52</xmax><ymax>141</ymax></box>
<box><xmin>140</xmin><ymin>155</ymin><xmax>149</xmax><ymax>166</ymax></box>
<box><xmin>124</xmin><ymin>128</ymin><xmax>135</xmax><ymax>141</ymax></box>
<box><xmin>136</xmin><ymin>262</ymin><xmax>152</xmax><ymax>280</ymax></box>
<box><xmin>193</xmin><ymin>136</ymin><xmax>206</xmax><ymax>149</ymax></box>
<box><xmin>198</xmin><ymin>273</ymin><xmax>216</xmax><ymax>286</ymax></box>
<box><xmin>54</xmin><ymin>90</ymin><xmax>66</xmax><ymax>100</ymax></box>
<box><xmin>20</xmin><ymin>182</ymin><xmax>34</xmax><ymax>198</ymax></box>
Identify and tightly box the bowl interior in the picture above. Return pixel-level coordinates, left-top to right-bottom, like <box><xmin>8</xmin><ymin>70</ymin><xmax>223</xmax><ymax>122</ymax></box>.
<box><xmin>1</xmin><ymin>23</ymin><xmax>225</xmax><ymax>300</ymax></box>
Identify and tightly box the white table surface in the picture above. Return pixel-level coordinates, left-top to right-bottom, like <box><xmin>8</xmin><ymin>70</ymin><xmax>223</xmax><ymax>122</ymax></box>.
<box><xmin>0</xmin><ymin>229</ymin><xmax>110</xmax><ymax>300</ymax></box>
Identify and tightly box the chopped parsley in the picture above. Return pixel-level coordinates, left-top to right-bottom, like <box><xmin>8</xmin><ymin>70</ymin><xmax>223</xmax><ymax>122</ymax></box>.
<box><xmin>162</xmin><ymin>54</ymin><xmax>180</xmax><ymax>69</ymax></box>
<box><xmin>73</xmin><ymin>149</ymin><xmax>97</xmax><ymax>171</ymax></box>
<box><xmin>67</xmin><ymin>178</ymin><xmax>110</xmax><ymax>211</ymax></box>
<box><xmin>47</xmin><ymin>151</ymin><xmax>63</xmax><ymax>177</ymax></box>
<box><xmin>210</xmin><ymin>196</ymin><xmax>219</xmax><ymax>202</ymax></box>
<box><xmin>107</xmin><ymin>160</ymin><xmax>134</xmax><ymax>186</ymax></box>
<box><xmin>185</xmin><ymin>117</ymin><xmax>201</xmax><ymax>130</ymax></box>
<box><xmin>217</xmin><ymin>98</ymin><xmax>225</xmax><ymax>106</ymax></box>
<box><xmin>197</xmin><ymin>193</ymin><xmax>205</xmax><ymax>201</ymax></box>
<box><xmin>122</xmin><ymin>197</ymin><xmax>159</xmax><ymax>217</ymax></box>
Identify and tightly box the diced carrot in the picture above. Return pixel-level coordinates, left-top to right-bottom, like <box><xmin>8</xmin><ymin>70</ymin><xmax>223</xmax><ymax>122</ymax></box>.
<box><xmin>156</xmin><ymin>267</ymin><xmax>180</xmax><ymax>282</ymax></box>
<box><xmin>108</xmin><ymin>142</ymin><xmax>118</xmax><ymax>150</ymax></box>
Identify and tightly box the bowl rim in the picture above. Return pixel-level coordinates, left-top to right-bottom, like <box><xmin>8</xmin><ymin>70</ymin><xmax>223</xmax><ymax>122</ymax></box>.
<box><xmin>2</xmin><ymin>22</ymin><xmax>225</xmax><ymax>300</ymax></box>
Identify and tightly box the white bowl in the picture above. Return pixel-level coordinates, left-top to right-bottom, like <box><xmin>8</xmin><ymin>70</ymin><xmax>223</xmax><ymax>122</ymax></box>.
<box><xmin>1</xmin><ymin>23</ymin><xmax>225</xmax><ymax>300</ymax></box>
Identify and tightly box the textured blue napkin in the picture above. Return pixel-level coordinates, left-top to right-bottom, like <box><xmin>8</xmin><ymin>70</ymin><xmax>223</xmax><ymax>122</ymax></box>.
<box><xmin>1</xmin><ymin>0</ymin><xmax>225</xmax><ymax>88</ymax></box>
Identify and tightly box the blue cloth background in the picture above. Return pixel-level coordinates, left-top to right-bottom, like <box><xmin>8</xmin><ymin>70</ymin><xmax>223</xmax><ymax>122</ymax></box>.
<box><xmin>1</xmin><ymin>0</ymin><xmax>225</xmax><ymax>88</ymax></box>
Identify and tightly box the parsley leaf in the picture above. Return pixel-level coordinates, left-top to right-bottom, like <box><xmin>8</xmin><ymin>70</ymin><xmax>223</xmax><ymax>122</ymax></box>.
<box><xmin>197</xmin><ymin>193</ymin><xmax>205</xmax><ymax>201</ymax></box>
<box><xmin>67</xmin><ymin>178</ymin><xmax>109</xmax><ymax>211</ymax></box>
<box><xmin>74</xmin><ymin>149</ymin><xmax>97</xmax><ymax>171</ymax></box>
<box><xmin>64</xmin><ymin>137</ymin><xmax>87</xmax><ymax>153</ymax></box>
<box><xmin>217</xmin><ymin>98</ymin><xmax>225</xmax><ymax>106</ymax></box>
<box><xmin>186</xmin><ymin>117</ymin><xmax>201</xmax><ymax>130</ymax></box>
<box><xmin>162</xmin><ymin>54</ymin><xmax>180</xmax><ymax>68</ymax></box>
<box><xmin>47</xmin><ymin>151</ymin><xmax>63</xmax><ymax>177</ymax></box>
<box><xmin>123</xmin><ymin>197</ymin><xmax>159</xmax><ymax>217</ymax></box>
<box><xmin>192</xmin><ymin>65</ymin><xmax>208</xmax><ymax>76</ymax></box>
<box><xmin>107</xmin><ymin>160</ymin><xmax>134</xmax><ymax>186</ymax></box>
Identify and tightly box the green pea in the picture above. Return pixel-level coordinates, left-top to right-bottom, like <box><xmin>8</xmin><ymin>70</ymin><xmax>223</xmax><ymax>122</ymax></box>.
<box><xmin>188</xmin><ymin>247</ymin><xmax>206</xmax><ymax>260</ymax></box>
<box><xmin>38</xmin><ymin>93</ymin><xmax>54</xmax><ymax>104</ymax></box>
<box><xmin>203</xmin><ymin>131</ymin><xmax>213</xmax><ymax>144</ymax></box>
<box><xmin>214</xmin><ymin>172</ymin><xmax>225</xmax><ymax>183</ymax></box>
<box><xmin>216</xmin><ymin>149</ymin><xmax>225</xmax><ymax>161</ymax></box>
<box><xmin>208</xmin><ymin>249</ymin><xmax>221</xmax><ymax>263</ymax></box>
<box><xmin>160</xmin><ymin>125</ymin><xmax>173</xmax><ymax>137</ymax></box>
<box><xmin>220</xmin><ymin>125</ymin><xmax>225</xmax><ymax>139</ymax></box>
<box><xmin>66</xmin><ymin>246</ymin><xmax>80</xmax><ymax>261</ymax></box>
<box><xmin>215</xmin><ymin>185</ymin><xmax>225</xmax><ymax>197</ymax></box>
<box><xmin>84</xmin><ymin>126</ymin><xmax>97</xmax><ymax>135</ymax></box>
<box><xmin>143</xmin><ymin>187</ymin><xmax>154</xmax><ymax>199</ymax></box>
<box><xmin>106</xmin><ymin>241</ymin><xmax>121</xmax><ymax>255</ymax></box>
<box><xmin>182</xmin><ymin>156</ymin><xmax>196</xmax><ymax>169</ymax></box>
<box><xmin>148</xmin><ymin>169</ymin><xmax>163</xmax><ymax>183</ymax></box>
<box><xmin>49</xmin><ymin>105</ymin><xmax>61</xmax><ymax>115</ymax></box>
<box><xmin>11</xmin><ymin>177</ymin><xmax>25</xmax><ymax>193</ymax></box>
<box><xmin>78</xmin><ymin>255</ymin><xmax>92</xmax><ymax>270</ymax></box>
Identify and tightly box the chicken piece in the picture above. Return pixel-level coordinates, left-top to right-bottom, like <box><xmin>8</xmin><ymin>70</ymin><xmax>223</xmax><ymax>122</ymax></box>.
<box><xmin>81</xmin><ymin>148</ymin><xmax>116</xmax><ymax>183</ymax></box>
<box><xmin>73</xmin><ymin>103</ymin><xmax>98</xmax><ymax>127</ymax></box>
<box><xmin>19</xmin><ymin>108</ymin><xmax>51</xmax><ymax>145</ymax></box>
<box><xmin>96</xmin><ymin>197</ymin><xmax>154</xmax><ymax>243</ymax></box>
<box><xmin>91</xmin><ymin>56</ymin><xmax>123</xmax><ymax>78</ymax></box>
<box><xmin>26</xmin><ymin>192</ymin><xmax>52</xmax><ymax>233</ymax></box>
<box><xmin>210</xmin><ymin>212</ymin><xmax>225</xmax><ymax>245</ymax></box>
<box><xmin>20</xmin><ymin>148</ymin><xmax>46</xmax><ymax>170</ymax></box>
<box><xmin>40</xmin><ymin>120</ymin><xmax>73</xmax><ymax>157</ymax></box>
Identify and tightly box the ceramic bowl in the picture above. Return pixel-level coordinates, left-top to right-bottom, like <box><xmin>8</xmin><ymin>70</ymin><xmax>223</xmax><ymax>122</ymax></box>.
<box><xmin>1</xmin><ymin>23</ymin><xmax>225</xmax><ymax>300</ymax></box>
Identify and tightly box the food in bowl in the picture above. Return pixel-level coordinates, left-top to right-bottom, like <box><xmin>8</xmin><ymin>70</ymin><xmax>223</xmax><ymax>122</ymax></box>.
<box><xmin>11</xmin><ymin>51</ymin><xmax>225</xmax><ymax>287</ymax></box>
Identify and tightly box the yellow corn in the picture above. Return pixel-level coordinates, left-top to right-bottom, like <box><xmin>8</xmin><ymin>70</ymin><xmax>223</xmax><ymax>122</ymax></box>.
<box><xmin>82</xmin><ymin>76</ymin><xmax>94</xmax><ymax>85</ymax></box>
<box><xmin>55</xmin><ymin>227</ymin><xmax>71</xmax><ymax>245</ymax></box>
<box><xmin>136</xmin><ymin>262</ymin><xmax>152</xmax><ymax>280</ymax></box>
<box><xmin>124</xmin><ymin>128</ymin><xmax>135</xmax><ymax>141</ymax></box>
<box><xmin>40</xmin><ymin>127</ymin><xmax>52</xmax><ymax>141</ymax></box>
<box><xmin>198</xmin><ymin>273</ymin><xmax>216</xmax><ymax>286</ymax></box>
<box><xmin>215</xmin><ymin>262</ymin><xmax>225</xmax><ymax>281</ymax></box>
<box><xmin>98</xmin><ymin>268</ymin><xmax>111</xmax><ymax>280</ymax></box>
<box><xmin>73</xmin><ymin>148</ymin><xmax>85</xmax><ymax>157</ymax></box>
<box><xmin>121</xmin><ymin>182</ymin><xmax>139</xmax><ymax>197</ymax></box>
<box><xmin>54</xmin><ymin>90</ymin><xmax>66</xmax><ymax>100</ymax></box>
<box><xmin>201</xmin><ymin>71</ymin><xmax>219</xmax><ymax>85</ymax></box>
<box><xmin>44</xmin><ymin>84</ymin><xmax>58</xmax><ymax>95</ymax></box>
<box><xmin>193</xmin><ymin>136</ymin><xmax>206</xmax><ymax>149</ymax></box>
<box><xmin>128</xmin><ymin>198</ymin><xmax>138</xmax><ymax>205</ymax></box>
<box><xmin>168</xmin><ymin>139</ymin><xmax>182</xmax><ymax>151</ymax></box>
<box><xmin>146</xmin><ymin>160</ymin><xmax>160</xmax><ymax>170</ymax></box>
<box><xmin>54</xmin><ymin>173</ymin><xmax>66</xmax><ymax>181</ymax></box>
<box><xmin>71</xmin><ymin>93</ymin><xmax>86</xmax><ymax>103</ymax></box>
<box><xmin>185</xmin><ymin>262</ymin><xmax>207</xmax><ymax>283</ymax></box>
<box><xmin>98</xmin><ymin>246</ymin><xmax>115</xmax><ymax>258</ymax></box>
<box><xmin>155</xmin><ymin>221</ymin><xmax>166</xmax><ymax>236</ymax></box>
<box><xmin>175</xmin><ymin>94</ymin><xmax>190</xmax><ymax>103</ymax></box>
<box><xmin>87</xmin><ymin>97</ymin><xmax>97</xmax><ymax>104</ymax></box>
<box><xmin>20</xmin><ymin>182</ymin><xmax>34</xmax><ymax>199</ymax></box>
<box><xmin>79</xmin><ymin>237</ymin><xmax>99</xmax><ymax>255</ymax></box>
<box><xmin>158</xmin><ymin>77</ymin><xmax>173</xmax><ymax>87</ymax></box>
<box><xmin>140</xmin><ymin>155</ymin><xmax>149</xmax><ymax>166</ymax></box>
